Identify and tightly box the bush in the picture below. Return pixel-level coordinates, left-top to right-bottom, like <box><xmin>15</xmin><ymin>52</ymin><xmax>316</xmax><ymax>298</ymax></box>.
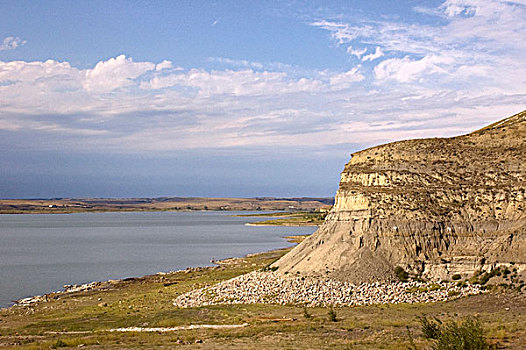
<box><xmin>327</xmin><ymin>308</ymin><xmax>337</xmax><ymax>322</ymax></box>
<box><xmin>452</xmin><ymin>274</ymin><xmax>462</xmax><ymax>280</ymax></box>
<box><xmin>395</xmin><ymin>266</ymin><xmax>409</xmax><ymax>282</ymax></box>
<box><xmin>419</xmin><ymin>316</ymin><xmax>442</xmax><ymax>339</ymax></box>
<box><xmin>448</xmin><ymin>290</ymin><xmax>460</xmax><ymax>297</ymax></box>
<box><xmin>51</xmin><ymin>339</ymin><xmax>68</xmax><ymax>348</ymax></box>
<box><xmin>262</xmin><ymin>265</ymin><xmax>278</xmax><ymax>272</ymax></box>
<box><xmin>303</xmin><ymin>307</ymin><xmax>311</xmax><ymax>319</ymax></box>
<box><xmin>419</xmin><ymin>316</ymin><xmax>489</xmax><ymax>350</ymax></box>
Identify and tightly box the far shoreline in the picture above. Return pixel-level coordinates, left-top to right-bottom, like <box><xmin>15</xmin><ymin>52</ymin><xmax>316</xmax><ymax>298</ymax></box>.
<box><xmin>0</xmin><ymin>196</ymin><xmax>333</xmax><ymax>215</ymax></box>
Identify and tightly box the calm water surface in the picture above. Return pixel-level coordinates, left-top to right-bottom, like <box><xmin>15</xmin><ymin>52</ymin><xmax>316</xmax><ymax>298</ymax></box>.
<box><xmin>0</xmin><ymin>211</ymin><xmax>316</xmax><ymax>308</ymax></box>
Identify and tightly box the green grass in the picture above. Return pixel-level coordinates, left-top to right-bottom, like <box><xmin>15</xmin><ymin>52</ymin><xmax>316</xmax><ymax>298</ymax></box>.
<box><xmin>1</xmin><ymin>247</ymin><xmax>525</xmax><ymax>349</ymax></box>
<box><xmin>243</xmin><ymin>211</ymin><xmax>328</xmax><ymax>226</ymax></box>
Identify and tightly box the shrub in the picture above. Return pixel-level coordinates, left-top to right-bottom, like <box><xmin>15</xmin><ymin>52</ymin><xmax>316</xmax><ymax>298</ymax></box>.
<box><xmin>262</xmin><ymin>265</ymin><xmax>278</xmax><ymax>272</ymax></box>
<box><xmin>478</xmin><ymin>273</ymin><xmax>491</xmax><ymax>285</ymax></box>
<box><xmin>328</xmin><ymin>308</ymin><xmax>337</xmax><ymax>322</ymax></box>
<box><xmin>419</xmin><ymin>316</ymin><xmax>442</xmax><ymax>339</ymax></box>
<box><xmin>452</xmin><ymin>274</ymin><xmax>462</xmax><ymax>280</ymax></box>
<box><xmin>395</xmin><ymin>266</ymin><xmax>409</xmax><ymax>282</ymax></box>
<box><xmin>434</xmin><ymin>317</ymin><xmax>488</xmax><ymax>350</ymax></box>
<box><xmin>419</xmin><ymin>316</ymin><xmax>489</xmax><ymax>350</ymax></box>
<box><xmin>448</xmin><ymin>290</ymin><xmax>460</xmax><ymax>297</ymax></box>
<box><xmin>51</xmin><ymin>340</ymin><xmax>68</xmax><ymax>348</ymax></box>
<box><xmin>303</xmin><ymin>307</ymin><xmax>311</xmax><ymax>319</ymax></box>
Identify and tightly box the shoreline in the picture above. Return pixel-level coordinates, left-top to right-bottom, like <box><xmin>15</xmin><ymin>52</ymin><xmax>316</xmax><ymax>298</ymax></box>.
<box><xmin>245</xmin><ymin>222</ymin><xmax>319</xmax><ymax>227</ymax></box>
<box><xmin>3</xmin><ymin>241</ymin><xmax>525</xmax><ymax>349</ymax></box>
<box><xmin>6</xmin><ymin>234</ymin><xmax>312</xmax><ymax>310</ymax></box>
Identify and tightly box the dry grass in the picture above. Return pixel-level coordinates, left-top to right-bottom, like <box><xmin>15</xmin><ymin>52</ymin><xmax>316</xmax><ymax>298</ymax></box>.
<box><xmin>1</xmin><ymin>247</ymin><xmax>524</xmax><ymax>349</ymax></box>
<box><xmin>0</xmin><ymin>198</ymin><xmax>332</xmax><ymax>214</ymax></box>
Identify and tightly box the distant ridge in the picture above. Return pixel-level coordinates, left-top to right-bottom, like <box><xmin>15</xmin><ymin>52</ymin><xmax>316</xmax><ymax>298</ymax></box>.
<box><xmin>0</xmin><ymin>197</ymin><xmax>333</xmax><ymax>214</ymax></box>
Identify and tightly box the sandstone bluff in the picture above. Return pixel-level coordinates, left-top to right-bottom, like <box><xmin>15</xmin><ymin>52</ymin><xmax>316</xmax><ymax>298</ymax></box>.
<box><xmin>274</xmin><ymin>110</ymin><xmax>526</xmax><ymax>282</ymax></box>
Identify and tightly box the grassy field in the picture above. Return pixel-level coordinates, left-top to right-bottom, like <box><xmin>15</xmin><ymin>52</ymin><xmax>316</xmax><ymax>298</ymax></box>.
<box><xmin>0</xmin><ymin>198</ymin><xmax>333</xmax><ymax>215</ymax></box>
<box><xmin>1</xmin><ymin>240</ymin><xmax>525</xmax><ymax>349</ymax></box>
<box><xmin>243</xmin><ymin>211</ymin><xmax>328</xmax><ymax>226</ymax></box>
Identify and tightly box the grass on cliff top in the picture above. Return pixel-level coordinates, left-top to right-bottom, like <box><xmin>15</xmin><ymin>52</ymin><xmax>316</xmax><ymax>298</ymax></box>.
<box><xmin>241</xmin><ymin>211</ymin><xmax>328</xmax><ymax>226</ymax></box>
<box><xmin>1</xmin><ymin>245</ymin><xmax>525</xmax><ymax>349</ymax></box>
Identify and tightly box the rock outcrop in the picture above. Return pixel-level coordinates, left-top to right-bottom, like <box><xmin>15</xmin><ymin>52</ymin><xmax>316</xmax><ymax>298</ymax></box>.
<box><xmin>274</xmin><ymin>110</ymin><xmax>526</xmax><ymax>282</ymax></box>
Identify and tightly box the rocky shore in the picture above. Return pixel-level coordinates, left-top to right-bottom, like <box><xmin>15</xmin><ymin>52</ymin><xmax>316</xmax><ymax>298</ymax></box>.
<box><xmin>174</xmin><ymin>271</ymin><xmax>484</xmax><ymax>308</ymax></box>
<box><xmin>13</xmin><ymin>281</ymin><xmax>109</xmax><ymax>307</ymax></box>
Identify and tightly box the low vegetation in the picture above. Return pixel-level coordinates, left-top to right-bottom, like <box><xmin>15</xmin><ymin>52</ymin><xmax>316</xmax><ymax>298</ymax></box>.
<box><xmin>244</xmin><ymin>211</ymin><xmax>328</xmax><ymax>226</ymax></box>
<box><xmin>1</xmin><ymin>248</ymin><xmax>524</xmax><ymax>349</ymax></box>
<box><xmin>0</xmin><ymin>197</ymin><xmax>333</xmax><ymax>214</ymax></box>
<box><xmin>418</xmin><ymin>316</ymin><xmax>489</xmax><ymax>350</ymax></box>
<box><xmin>468</xmin><ymin>266</ymin><xmax>524</xmax><ymax>292</ymax></box>
<box><xmin>395</xmin><ymin>266</ymin><xmax>409</xmax><ymax>282</ymax></box>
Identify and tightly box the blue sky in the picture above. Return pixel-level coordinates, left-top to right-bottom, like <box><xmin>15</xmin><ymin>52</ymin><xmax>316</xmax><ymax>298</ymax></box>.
<box><xmin>1</xmin><ymin>0</ymin><xmax>525</xmax><ymax>198</ymax></box>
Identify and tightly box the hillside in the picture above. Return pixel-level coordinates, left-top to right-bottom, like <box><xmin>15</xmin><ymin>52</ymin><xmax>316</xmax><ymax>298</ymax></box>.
<box><xmin>274</xmin><ymin>110</ymin><xmax>526</xmax><ymax>282</ymax></box>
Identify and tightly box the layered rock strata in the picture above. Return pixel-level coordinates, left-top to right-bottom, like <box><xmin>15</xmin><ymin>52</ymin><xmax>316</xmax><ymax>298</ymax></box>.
<box><xmin>274</xmin><ymin>110</ymin><xmax>526</xmax><ymax>282</ymax></box>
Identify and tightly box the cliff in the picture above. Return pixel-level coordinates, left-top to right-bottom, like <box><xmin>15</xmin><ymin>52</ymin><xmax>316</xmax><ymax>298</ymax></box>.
<box><xmin>274</xmin><ymin>110</ymin><xmax>526</xmax><ymax>282</ymax></box>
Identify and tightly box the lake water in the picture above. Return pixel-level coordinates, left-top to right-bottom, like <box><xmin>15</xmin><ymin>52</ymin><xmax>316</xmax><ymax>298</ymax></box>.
<box><xmin>0</xmin><ymin>211</ymin><xmax>316</xmax><ymax>308</ymax></box>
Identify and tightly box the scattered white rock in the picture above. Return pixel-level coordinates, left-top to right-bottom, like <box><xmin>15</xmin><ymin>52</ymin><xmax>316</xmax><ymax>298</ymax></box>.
<box><xmin>174</xmin><ymin>271</ymin><xmax>484</xmax><ymax>308</ymax></box>
<box><xmin>110</xmin><ymin>323</ymin><xmax>248</xmax><ymax>332</ymax></box>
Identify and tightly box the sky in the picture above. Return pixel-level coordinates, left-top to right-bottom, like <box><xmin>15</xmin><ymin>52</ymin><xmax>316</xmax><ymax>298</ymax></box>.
<box><xmin>1</xmin><ymin>0</ymin><xmax>525</xmax><ymax>199</ymax></box>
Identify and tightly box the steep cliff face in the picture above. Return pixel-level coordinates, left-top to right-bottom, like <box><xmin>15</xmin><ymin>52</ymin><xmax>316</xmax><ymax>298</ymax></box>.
<box><xmin>274</xmin><ymin>110</ymin><xmax>526</xmax><ymax>282</ymax></box>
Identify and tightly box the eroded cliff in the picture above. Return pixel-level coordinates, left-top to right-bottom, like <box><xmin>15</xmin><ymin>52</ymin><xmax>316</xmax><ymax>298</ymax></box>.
<box><xmin>274</xmin><ymin>110</ymin><xmax>526</xmax><ymax>282</ymax></box>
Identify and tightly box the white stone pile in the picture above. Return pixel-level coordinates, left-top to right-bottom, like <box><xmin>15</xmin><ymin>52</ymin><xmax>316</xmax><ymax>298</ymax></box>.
<box><xmin>173</xmin><ymin>271</ymin><xmax>483</xmax><ymax>308</ymax></box>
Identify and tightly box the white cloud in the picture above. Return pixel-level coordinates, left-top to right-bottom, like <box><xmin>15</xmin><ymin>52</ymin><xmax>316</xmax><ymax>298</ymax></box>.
<box><xmin>83</xmin><ymin>55</ymin><xmax>155</xmax><ymax>93</ymax></box>
<box><xmin>347</xmin><ymin>46</ymin><xmax>367</xmax><ymax>58</ymax></box>
<box><xmin>310</xmin><ymin>20</ymin><xmax>374</xmax><ymax>45</ymax></box>
<box><xmin>329</xmin><ymin>67</ymin><xmax>365</xmax><ymax>89</ymax></box>
<box><xmin>361</xmin><ymin>47</ymin><xmax>384</xmax><ymax>62</ymax></box>
<box><xmin>374</xmin><ymin>55</ymin><xmax>453</xmax><ymax>83</ymax></box>
<box><xmin>0</xmin><ymin>36</ymin><xmax>26</xmax><ymax>50</ymax></box>
<box><xmin>141</xmin><ymin>68</ymin><xmax>323</xmax><ymax>96</ymax></box>
<box><xmin>208</xmin><ymin>57</ymin><xmax>264</xmax><ymax>69</ymax></box>
<box><xmin>1</xmin><ymin>1</ymin><xmax>526</xmax><ymax>153</ymax></box>
<box><xmin>155</xmin><ymin>60</ymin><xmax>173</xmax><ymax>71</ymax></box>
<box><xmin>441</xmin><ymin>0</ymin><xmax>478</xmax><ymax>17</ymax></box>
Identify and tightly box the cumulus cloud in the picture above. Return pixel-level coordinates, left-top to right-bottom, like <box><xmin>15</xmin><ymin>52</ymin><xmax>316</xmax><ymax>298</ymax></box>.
<box><xmin>1</xmin><ymin>1</ymin><xmax>526</xmax><ymax>154</ymax></box>
<box><xmin>361</xmin><ymin>47</ymin><xmax>384</xmax><ymax>62</ymax></box>
<box><xmin>83</xmin><ymin>55</ymin><xmax>155</xmax><ymax>93</ymax></box>
<box><xmin>155</xmin><ymin>60</ymin><xmax>173</xmax><ymax>71</ymax></box>
<box><xmin>347</xmin><ymin>46</ymin><xmax>367</xmax><ymax>58</ymax></box>
<box><xmin>141</xmin><ymin>68</ymin><xmax>324</xmax><ymax>96</ymax></box>
<box><xmin>441</xmin><ymin>0</ymin><xmax>478</xmax><ymax>17</ymax></box>
<box><xmin>0</xmin><ymin>36</ymin><xmax>26</xmax><ymax>50</ymax></box>
<box><xmin>329</xmin><ymin>67</ymin><xmax>365</xmax><ymax>89</ymax></box>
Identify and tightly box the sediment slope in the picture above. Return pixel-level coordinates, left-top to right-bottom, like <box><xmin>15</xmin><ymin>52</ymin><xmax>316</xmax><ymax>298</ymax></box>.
<box><xmin>274</xmin><ymin>110</ymin><xmax>526</xmax><ymax>282</ymax></box>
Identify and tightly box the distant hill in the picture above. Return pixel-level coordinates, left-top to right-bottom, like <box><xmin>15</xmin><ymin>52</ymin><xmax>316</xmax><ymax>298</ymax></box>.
<box><xmin>0</xmin><ymin>197</ymin><xmax>333</xmax><ymax>214</ymax></box>
<box><xmin>274</xmin><ymin>110</ymin><xmax>526</xmax><ymax>282</ymax></box>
